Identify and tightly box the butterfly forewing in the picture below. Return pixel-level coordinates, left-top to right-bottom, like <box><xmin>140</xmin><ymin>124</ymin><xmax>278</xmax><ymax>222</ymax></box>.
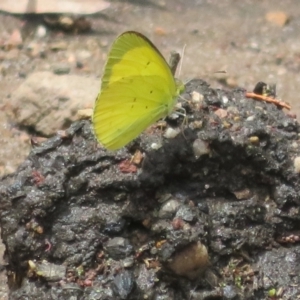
<box><xmin>93</xmin><ymin>31</ymin><xmax>180</xmax><ymax>150</ymax></box>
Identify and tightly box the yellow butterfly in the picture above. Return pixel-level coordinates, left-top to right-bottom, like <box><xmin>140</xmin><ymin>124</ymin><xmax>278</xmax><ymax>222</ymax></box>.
<box><xmin>92</xmin><ymin>31</ymin><xmax>185</xmax><ymax>150</ymax></box>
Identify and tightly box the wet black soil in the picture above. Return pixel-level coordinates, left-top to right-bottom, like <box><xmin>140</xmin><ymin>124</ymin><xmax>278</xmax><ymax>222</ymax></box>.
<box><xmin>1</xmin><ymin>80</ymin><xmax>300</xmax><ymax>299</ymax></box>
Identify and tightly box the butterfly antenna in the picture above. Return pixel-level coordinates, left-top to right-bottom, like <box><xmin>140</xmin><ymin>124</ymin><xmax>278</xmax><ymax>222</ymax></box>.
<box><xmin>178</xmin><ymin>44</ymin><xmax>186</xmax><ymax>77</ymax></box>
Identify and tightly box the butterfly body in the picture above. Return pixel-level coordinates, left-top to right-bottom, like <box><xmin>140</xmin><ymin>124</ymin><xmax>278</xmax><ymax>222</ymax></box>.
<box><xmin>93</xmin><ymin>31</ymin><xmax>184</xmax><ymax>150</ymax></box>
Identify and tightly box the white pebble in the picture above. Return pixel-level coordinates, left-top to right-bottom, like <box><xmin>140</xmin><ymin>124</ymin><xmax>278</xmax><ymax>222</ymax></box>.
<box><xmin>35</xmin><ymin>25</ymin><xmax>47</xmax><ymax>38</ymax></box>
<box><xmin>191</xmin><ymin>91</ymin><xmax>203</xmax><ymax>103</ymax></box>
<box><xmin>164</xmin><ymin>127</ymin><xmax>180</xmax><ymax>139</ymax></box>
<box><xmin>193</xmin><ymin>139</ymin><xmax>210</xmax><ymax>158</ymax></box>
<box><xmin>246</xmin><ymin>115</ymin><xmax>255</xmax><ymax>121</ymax></box>
<box><xmin>222</xmin><ymin>96</ymin><xmax>229</xmax><ymax>104</ymax></box>
<box><xmin>151</xmin><ymin>143</ymin><xmax>162</xmax><ymax>150</ymax></box>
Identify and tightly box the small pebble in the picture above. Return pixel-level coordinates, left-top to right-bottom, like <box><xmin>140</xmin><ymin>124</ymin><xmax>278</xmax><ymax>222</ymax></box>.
<box><xmin>52</xmin><ymin>63</ymin><xmax>71</xmax><ymax>75</ymax></box>
<box><xmin>246</xmin><ymin>115</ymin><xmax>255</xmax><ymax>121</ymax></box>
<box><xmin>225</xmin><ymin>77</ymin><xmax>238</xmax><ymax>88</ymax></box>
<box><xmin>167</xmin><ymin>241</ymin><xmax>209</xmax><ymax>279</ymax></box>
<box><xmin>164</xmin><ymin>127</ymin><xmax>180</xmax><ymax>139</ymax></box>
<box><xmin>249</xmin><ymin>136</ymin><xmax>259</xmax><ymax>144</ymax></box>
<box><xmin>190</xmin><ymin>120</ymin><xmax>203</xmax><ymax>129</ymax></box>
<box><xmin>122</xmin><ymin>257</ymin><xmax>134</xmax><ymax>268</ymax></box>
<box><xmin>105</xmin><ymin>237</ymin><xmax>133</xmax><ymax>259</ymax></box>
<box><xmin>191</xmin><ymin>91</ymin><xmax>203</xmax><ymax>103</ymax></box>
<box><xmin>176</xmin><ymin>205</ymin><xmax>196</xmax><ymax>222</ymax></box>
<box><xmin>28</xmin><ymin>260</ymin><xmax>66</xmax><ymax>282</ymax></box>
<box><xmin>193</xmin><ymin>139</ymin><xmax>210</xmax><ymax>158</ymax></box>
<box><xmin>76</xmin><ymin>61</ymin><xmax>84</xmax><ymax>69</ymax></box>
<box><xmin>158</xmin><ymin>199</ymin><xmax>181</xmax><ymax>218</ymax></box>
<box><xmin>294</xmin><ymin>157</ymin><xmax>300</xmax><ymax>173</ymax></box>
<box><xmin>76</xmin><ymin>109</ymin><xmax>93</xmax><ymax>120</ymax></box>
<box><xmin>214</xmin><ymin>108</ymin><xmax>227</xmax><ymax>119</ymax></box>
<box><xmin>265</xmin><ymin>11</ymin><xmax>289</xmax><ymax>26</ymax></box>
<box><xmin>222</xmin><ymin>96</ymin><xmax>229</xmax><ymax>104</ymax></box>
<box><xmin>151</xmin><ymin>143</ymin><xmax>162</xmax><ymax>150</ymax></box>
<box><xmin>233</xmin><ymin>189</ymin><xmax>252</xmax><ymax>200</ymax></box>
<box><xmin>112</xmin><ymin>270</ymin><xmax>134</xmax><ymax>299</ymax></box>
<box><xmin>35</xmin><ymin>25</ymin><xmax>47</xmax><ymax>38</ymax></box>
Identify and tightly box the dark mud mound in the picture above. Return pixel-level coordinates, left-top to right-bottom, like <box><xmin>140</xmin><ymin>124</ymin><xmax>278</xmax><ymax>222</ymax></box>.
<box><xmin>1</xmin><ymin>79</ymin><xmax>300</xmax><ymax>299</ymax></box>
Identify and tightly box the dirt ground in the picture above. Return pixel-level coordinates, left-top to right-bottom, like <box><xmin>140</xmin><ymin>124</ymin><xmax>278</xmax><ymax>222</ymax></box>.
<box><xmin>0</xmin><ymin>0</ymin><xmax>300</xmax><ymax>299</ymax></box>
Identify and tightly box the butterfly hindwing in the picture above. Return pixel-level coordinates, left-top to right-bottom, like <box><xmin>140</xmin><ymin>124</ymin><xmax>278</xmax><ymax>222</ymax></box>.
<box><xmin>94</xmin><ymin>76</ymin><xmax>170</xmax><ymax>150</ymax></box>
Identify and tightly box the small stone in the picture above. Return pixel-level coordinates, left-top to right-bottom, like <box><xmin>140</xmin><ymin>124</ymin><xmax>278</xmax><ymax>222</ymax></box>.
<box><xmin>225</xmin><ymin>77</ymin><xmax>238</xmax><ymax>88</ymax></box>
<box><xmin>112</xmin><ymin>270</ymin><xmax>134</xmax><ymax>299</ymax></box>
<box><xmin>105</xmin><ymin>237</ymin><xmax>133</xmax><ymax>259</ymax></box>
<box><xmin>223</xmin><ymin>120</ymin><xmax>231</xmax><ymax>128</ymax></box>
<box><xmin>157</xmin><ymin>193</ymin><xmax>173</xmax><ymax>203</ymax></box>
<box><xmin>249</xmin><ymin>136</ymin><xmax>259</xmax><ymax>144</ymax></box>
<box><xmin>294</xmin><ymin>157</ymin><xmax>300</xmax><ymax>173</ymax></box>
<box><xmin>233</xmin><ymin>189</ymin><xmax>252</xmax><ymax>200</ymax></box>
<box><xmin>191</xmin><ymin>91</ymin><xmax>204</xmax><ymax>110</ymax></box>
<box><xmin>191</xmin><ymin>91</ymin><xmax>203</xmax><ymax>103</ymax></box>
<box><xmin>246</xmin><ymin>115</ymin><xmax>255</xmax><ymax>121</ymax></box>
<box><xmin>122</xmin><ymin>257</ymin><xmax>134</xmax><ymax>268</ymax></box>
<box><xmin>151</xmin><ymin>219</ymin><xmax>171</xmax><ymax>233</ymax></box>
<box><xmin>58</xmin><ymin>16</ymin><xmax>74</xmax><ymax>30</ymax></box>
<box><xmin>214</xmin><ymin>108</ymin><xmax>227</xmax><ymax>119</ymax></box>
<box><xmin>158</xmin><ymin>199</ymin><xmax>181</xmax><ymax>218</ymax></box>
<box><xmin>265</xmin><ymin>11</ymin><xmax>289</xmax><ymax>27</ymax></box>
<box><xmin>176</xmin><ymin>205</ymin><xmax>196</xmax><ymax>222</ymax></box>
<box><xmin>190</xmin><ymin>120</ymin><xmax>203</xmax><ymax>129</ymax></box>
<box><xmin>136</xmin><ymin>264</ymin><xmax>157</xmax><ymax>297</ymax></box>
<box><xmin>171</xmin><ymin>217</ymin><xmax>185</xmax><ymax>230</ymax></box>
<box><xmin>193</xmin><ymin>139</ymin><xmax>210</xmax><ymax>158</ymax></box>
<box><xmin>76</xmin><ymin>109</ymin><xmax>93</xmax><ymax>120</ymax></box>
<box><xmin>164</xmin><ymin>127</ymin><xmax>180</xmax><ymax>139</ymax></box>
<box><xmin>151</xmin><ymin>143</ymin><xmax>162</xmax><ymax>150</ymax></box>
<box><xmin>222</xmin><ymin>96</ymin><xmax>229</xmax><ymax>104</ymax></box>
<box><xmin>52</xmin><ymin>63</ymin><xmax>71</xmax><ymax>75</ymax></box>
<box><xmin>35</xmin><ymin>25</ymin><xmax>47</xmax><ymax>38</ymax></box>
<box><xmin>118</xmin><ymin>160</ymin><xmax>137</xmax><ymax>173</ymax></box>
<box><xmin>167</xmin><ymin>242</ymin><xmax>209</xmax><ymax>279</ymax></box>
<box><xmin>76</xmin><ymin>61</ymin><xmax>84</xmax><ymax>69</ymax></box>
<box><xmin>131</xmin><ymin>150</ymin><xmax>143</xmax><ymax>165</ymax></box>
<box><xmin>103</xmin><ymin>219</ymin><xmax>126</xmax><ymax>234</ymax></box>
<box><xmin>29</xmin><ymin>260</ymin><xmax>66</xmax><ymax>282</ymax></box>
